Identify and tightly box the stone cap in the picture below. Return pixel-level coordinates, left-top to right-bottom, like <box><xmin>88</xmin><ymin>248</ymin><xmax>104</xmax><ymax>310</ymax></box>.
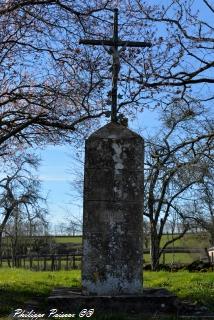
<box><xmin>88</xmin><ymin>122</ymin><xmax>143</xmax><ymax>140</ymax></box>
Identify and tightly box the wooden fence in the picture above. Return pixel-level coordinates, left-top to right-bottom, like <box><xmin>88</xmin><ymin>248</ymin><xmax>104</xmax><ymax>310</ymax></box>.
<box><xmin>0</xmin><ymin>247</ymin><xmax>207</xmax><ymax>271</ymax></box>
<box><xmin>0</xmin><ymin>249</ymin><xmax>82</xmax><ymax>271</ymax></box>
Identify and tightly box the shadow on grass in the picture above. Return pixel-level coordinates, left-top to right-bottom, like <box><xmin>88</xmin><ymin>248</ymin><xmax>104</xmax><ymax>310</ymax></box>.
<box><xmin>0</xmin><ymin>285</ymin><xmax>178</xmax><ymax>320</ymax></box>
<box><xmin>0</xmin><ymin>285</ymin><xmax>48</xmax><ymax>317</ymax></box>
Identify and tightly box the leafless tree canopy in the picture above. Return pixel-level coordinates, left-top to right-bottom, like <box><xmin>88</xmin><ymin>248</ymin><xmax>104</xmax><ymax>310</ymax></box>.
<box><xmin>144</xmin><ymin>102</ymin><xmax>213</xmax><ymax>269</ymax></box>
<box><xmin>0</xmin><ymin>153</ymin><xmax>48</xmax><ymax>258</ymax></box>
<box><xmin>0</xmin><ymin>0</ymin><xmax>113</xmax><ymax>156</ymax></box>
<box><xmin>0</xmin><ymin>0</ymin><xmax>213</xmax><ymax>156</ymax></box>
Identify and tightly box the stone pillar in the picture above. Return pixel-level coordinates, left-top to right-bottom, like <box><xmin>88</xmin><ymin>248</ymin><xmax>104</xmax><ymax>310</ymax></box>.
<box><xmin>82</xmin><ymin>122</ymin><xmax>144</xmax><ymax>295</ymax></box>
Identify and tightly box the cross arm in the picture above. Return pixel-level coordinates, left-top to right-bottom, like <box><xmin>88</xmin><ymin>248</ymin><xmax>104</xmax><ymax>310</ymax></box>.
<box><xmin>79</xmin><ymin>39</ymin><xmax>152</xmax><ymax>48</ymax></box>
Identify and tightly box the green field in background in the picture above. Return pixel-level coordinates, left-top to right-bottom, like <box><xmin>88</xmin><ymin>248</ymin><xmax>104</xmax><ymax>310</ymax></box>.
<box><xmin>159</xmin><ymin>233</ymin><xmax>209</xmax><ymax>248</ymax></box>
<box><xmin>54</xmin><ymin>236</ymin><xmax>82</xmax><ymax>244</ymax></box>
<box><xmin>53</xmin><ymin>233</ymin><xmax>210</xmax><ymax>248</ymax></box>
<box><xmin>2</xmin><ymin>232</ymin><xmax>210</xmax><ymax>248</ymax></box>
<box><xmin>144</xmin><ymin>253</ymin><xmax>201</xmax><ymax>264</ymax></box>
<box><xmin>2</xmin><ymin>233</ymin><xmax>210</xmax><ymax>269</ymax></box>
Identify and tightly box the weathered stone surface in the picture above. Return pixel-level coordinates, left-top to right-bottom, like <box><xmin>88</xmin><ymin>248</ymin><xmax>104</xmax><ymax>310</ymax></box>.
<box><xmin>82</xmin><ymin>122</ymin><xmax>144</xmax><ymax>295</ymax></box>
<box><xmin>48</xmin><ymin>287</ymin><xmax>178</xmax><ymax>315</ymax></box>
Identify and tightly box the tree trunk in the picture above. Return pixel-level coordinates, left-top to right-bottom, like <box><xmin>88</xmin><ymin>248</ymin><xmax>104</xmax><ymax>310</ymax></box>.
<box><xmin>209</xmin><ymin>231</ymin><xmax>214</xmax><ymax>247</ymax></box>
<box><xmin>51</xmin><ymin>255</ymin><xmax>55</xmax><ymax>271</ymax></box>
<box><xmin>150</xmin><ymin>222</ymin><xmax>161</xmax><ymax>271</ymax></box>
<box><xmin>72</xmin><ymin>255</ymin><xmax>76</xmax><ymax>269</ymax></box>
<box><xmin>43</xmin><ymin>257</ymin><xmax>47</xmax><ymax>271</ymax></box>
<box><xmin>0</xmin><ymin>231</ymin><xmax>3</xmax><ymax>263</ymax></box>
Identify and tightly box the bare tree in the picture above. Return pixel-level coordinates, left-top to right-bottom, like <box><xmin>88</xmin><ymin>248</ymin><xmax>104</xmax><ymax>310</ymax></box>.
<box><xmin>0</xmin><ymin>153</ymin><xmax>47</xmax><ymax>259</ymax></box>
<box><xmin>143</xmin><ymin>219</ymin><xmax>150</xmax><ymax>249</ymax></box>
<box><xmin>66</xmin><ymin>214</ymin><xmax>82</xmax><ymax>236</ymax></box>
<box><xmin>5</xmin><ymin>206</ymin><xmax>49</xmax><ymax>261</ymax></box>
<box><xmin>0</xmin><ymin>0</ymin><xmax>213</xmax><ymax>159</ymax></box>
<box><xmin>144</xmin><ymin>102</ymin><xmax>213</xmax><ymax>270</ymax></box>
<box><xmin>58</xmin><ymin>207</ymin><xmax>83</xmax><ymax>236</ymax></box>
<box><xmin>0</xmin><ymin>0</ymin><xmax>113</xmax><ymax>158</ymax></box>
<box><xmin>181</xmin><ymin>176</ymin><xmax>214</xmax><ymax>246</ymax></box>
<box><xmin>67</xmin><ymin>100</ymin><xmax>213</xmax><ymax>270</ymax></box>
<box><xmin>126</xmin><ymin>1</ymin><xmax>214</xmax><ymax>104</ymax></box>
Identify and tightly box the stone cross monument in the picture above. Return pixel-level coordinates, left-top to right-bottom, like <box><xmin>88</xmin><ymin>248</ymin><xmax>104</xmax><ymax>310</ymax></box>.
<box><xmin>80</xmin><ymin>9</ymin><xmax>151</xmax><ymax>296</ymax></box>
<box><xmin>80</xmin><ymin>8</ymin><xmax>151</xmax><ymax>123</ymax></box>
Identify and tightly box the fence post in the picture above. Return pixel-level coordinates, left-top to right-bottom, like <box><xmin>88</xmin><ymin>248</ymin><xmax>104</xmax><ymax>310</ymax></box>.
<box><xmin>58</xmin><ymin>256</ymin><xmax>61</xmax><ymax>270</ymax></box>
<box><xmin>37</xmin><ymin>255</ymin><xmax>40</xmax><ymax>270</ymax></box>
<box><xmin>162</xmin><ymin>252</ymin><xmax>165</xmax><ymax>265</ymax></box>
<box><xmin>66</xmin><ymin>255</ymin><xmax>69</xmax><ymax>270</ymax></box>
<box><xmin>30</xmin><ymin>256</ymin><xmax>33</xmax><ymax>269</ymax></box>
<box><xmin>211</xmin><ymin>252</ymin><xmax>214</xmax><ymax>272</ymax></box>
<box><xmin>7</xmin><ymin>257</ymin><xmax>11</xmax><ymax>268</ymax></box>
<box><xmin>43</xmin><ymin>256</ymin><xmax>47</xmax><ymax>271</ymax></box>
<box><xmin>51</xmin><ymin>255</ymin><xmax>55</xmax><ymax>271</ymax></box>
<box><xmin>72</xmin><ymin>255</ymin><xmax>76</xmax><ymax>269</ymax></box>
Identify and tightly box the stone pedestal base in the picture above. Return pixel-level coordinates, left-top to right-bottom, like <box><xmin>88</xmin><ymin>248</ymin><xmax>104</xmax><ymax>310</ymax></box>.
<box><xmin>48</xmin><ymin>287</ymin><xmax>178</xmax><ymax>315</ymax></box>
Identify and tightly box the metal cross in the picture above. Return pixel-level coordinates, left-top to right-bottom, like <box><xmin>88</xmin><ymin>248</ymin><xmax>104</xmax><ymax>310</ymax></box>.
<box><xmin>79</xmin><ymin>8</ymin><xmax>152</xmax><ymax>123</ymax></box>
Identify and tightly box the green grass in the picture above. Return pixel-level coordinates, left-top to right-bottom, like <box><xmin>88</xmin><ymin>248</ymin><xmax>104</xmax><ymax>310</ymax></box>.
<box><xmin>0</xmin><ymin>268</ymin><xmax>81</xmax><ymax>317</ymax></box>
<box><xmin>160</xmin><ymin>233</ymin><xmax>209</xmax><ymax>248</ymax></box>
<box><xmin>54</xmin><ymin>236</ymin><xmax>82</xmax><ymax>244</ymax></box>
<box><xmin>1</xmin><ymin>268</ymin><xmax>214</xmax><ymax>318</ymax></box>
<box><xmin>144</xmin><ymin>252</ymin><xmax>201</xmax><ymax>264</ymax></box>
<box><xmin>144</xmin><ymin>271</ymin><xmax>214</xmax><ymax>311</ymax></box>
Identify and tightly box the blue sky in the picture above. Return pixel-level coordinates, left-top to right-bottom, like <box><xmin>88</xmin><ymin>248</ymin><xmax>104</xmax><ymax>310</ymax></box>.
<box><xmin>36</xmin><ymin>108</ymin><xmax>160</xmax><ymax>228</ymax></box>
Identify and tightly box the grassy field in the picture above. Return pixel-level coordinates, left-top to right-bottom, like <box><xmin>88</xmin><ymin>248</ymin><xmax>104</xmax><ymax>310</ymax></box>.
<box><xmin>54</xmin><ymin>233</ymin><xmax>209</xmax><ymax>264</ymax></box>
<box><xmin>53</xmin><ymin>233</ymin><xmax>209</xmax><ymax>265</ymax></box>
<box><xmin>159</xmin><ymin>232</ymin><xmax>209</xmax><ymax>248</ymax></box>
<box><xmin>53</xmin><ymin>233</ymin><xmax>209</xmax><ymax>248</ymax></box>
<box><xmin>2</xmin><ymin>233</ymin><xmax>209</xmax><ymax>269</ymax></box>
<box><xmin>144</xmin><ymin>252</ymin><xmax>202</xmax><ymax>264</ymax></box>
<box><xmin>1</xmin><ymin>268</ymin><xmax>214</xmax><ymax>319</ymax></box>
<box><xmin>54</xmin><ymin>236</ymin><xmax>82</xmax><ymax>244</ymax></box>
<box><xmin>0</xmin><ymin>268</ymin><xmax>81</xmax><ymax>317</ymax></box>
<box><xmin>144</xmin><ymin>270</ymin><xmax>214</xmax><ymax>308</ymax></box>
